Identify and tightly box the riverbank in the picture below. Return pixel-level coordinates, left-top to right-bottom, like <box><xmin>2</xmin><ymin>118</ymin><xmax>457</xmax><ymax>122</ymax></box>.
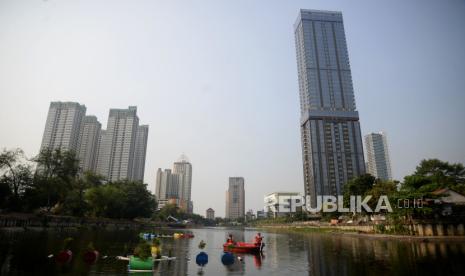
<box><xmin>0</xmin><ymin>212</ymin><xmax>161</xmax><ymax>230</ymax></box>
<box><xmin>258</xmin><ymin>223</ymin><xmax>465</xmax><ymax>241</ymax></box>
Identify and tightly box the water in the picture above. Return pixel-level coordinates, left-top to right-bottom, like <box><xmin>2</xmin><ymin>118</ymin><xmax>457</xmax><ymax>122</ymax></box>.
<box><xmin>1</xmin><ymin>227</ymin><xmax>465</xmax><ymax>275</ymax></box>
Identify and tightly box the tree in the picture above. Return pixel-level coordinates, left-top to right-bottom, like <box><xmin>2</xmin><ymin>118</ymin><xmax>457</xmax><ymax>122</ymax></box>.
<box><xmin>343</xmin><ymin>174</ymin><xmax>376</xmax><ymax>197</ymax></box>
<box><xmin>85</xmin><ymin>184</ymin><xmax>125</xmax><ymax>218</ymax></box>
<box><xmin>62</xmin><ymin>178</ymin><xmax>89</xmax><ymax>216</ymax></box>
<box><xmin>31</xmin><ymin>148</ymin><xmax>80</xmax><ymax>212</ymax></box>
<box><xmin>81</xmin><ymin>171</ymin><xmax>105</xmax><ymax>187</ymax></box>
<box><xmin>0</xmin><ymin>149</ymin><xmax>34</xmax><ymax>211</ymax></box>
<box><xmin>62</xmin><ymin>172</ymin><xmax>106</xmax><ymax>216</ymax></box>
<box><xmin>117</xmin><ymin>181</ymin><xmax>156</xmax><ymax>219</ymax></box>
<box><xmin>155</xmin><ymin>203</ymin><xmax>181</xmax><ymax>221</ymax></box>
<box><xmin>0</xmin><ymin>178</ymin><xmax>11</xmax><ymax>209</ymax></box>
<box><xmin>365</xmin><ymin>180</ymin><xmax>397</xmax><ymax>210</ymax></box>
<box><xmin>402</xmin><ymin>175</ymin><xmax>431</xmax><ymax>190</ymax></box>
<box><xmin>85</xmin><ymin>180</ymin><xmax>156</xmax><ymax>219</ymax></box>
<box><xmin>406</xmin><ymin>159</ymin><xmax>465</xmax><ymax>189</ymax></box>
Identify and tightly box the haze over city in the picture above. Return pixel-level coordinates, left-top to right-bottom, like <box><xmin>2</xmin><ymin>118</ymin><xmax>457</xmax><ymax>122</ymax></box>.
<box><xmin>1</xmin><ymin>0</ymin><xmax>464</xmax><ymax>216</ymax></box>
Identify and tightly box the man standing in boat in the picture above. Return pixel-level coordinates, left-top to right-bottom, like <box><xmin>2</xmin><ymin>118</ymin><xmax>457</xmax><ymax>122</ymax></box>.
<box><xmin>254</xmin><ymin>233</ymin><xmax>265</xmax><ymax>251</ymax></box>
<box><xmin>226</xmin><ymin>234</ymin><xmax>235</xmax><ymax>244</ymax></box>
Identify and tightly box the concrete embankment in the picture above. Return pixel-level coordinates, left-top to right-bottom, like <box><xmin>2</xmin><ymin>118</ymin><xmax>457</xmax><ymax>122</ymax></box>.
<box><xmin>0</xmin><ymin>213</ymin><xmax>159</xmax><ymax>230</ymax></box>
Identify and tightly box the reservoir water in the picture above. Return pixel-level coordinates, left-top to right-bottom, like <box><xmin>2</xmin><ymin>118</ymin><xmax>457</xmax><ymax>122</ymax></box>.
<box><xmin>1</xmin><ymin>227</ymin><xmax>465</xmax><ymax>275</ymax></box>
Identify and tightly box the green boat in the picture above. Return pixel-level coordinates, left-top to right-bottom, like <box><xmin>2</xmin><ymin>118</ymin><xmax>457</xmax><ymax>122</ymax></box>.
<box><xmin>129</xmin><ymin>256</ymin><xmax>153</xmax><ymax>272</ymax></box>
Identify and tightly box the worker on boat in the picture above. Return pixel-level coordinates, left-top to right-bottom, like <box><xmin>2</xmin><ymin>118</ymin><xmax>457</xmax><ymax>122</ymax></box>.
<box><xmin>226</xmin><ymin>234</ymin><xmax>234</xmax><ymax>244</ymax></box>
<box><xmin>254</xmin><ymin>232</ymin><xmax>265</xmax><ymax>251</ymax></box>
<box><xmin>254</xmin><ymin>233</ymin><xmax>263</xmax><ymax>246</ymax></box>
<box><xmin>151</xmin><ymin>238</ymin><xmax>162</xmax><ymax>259</ymax></box>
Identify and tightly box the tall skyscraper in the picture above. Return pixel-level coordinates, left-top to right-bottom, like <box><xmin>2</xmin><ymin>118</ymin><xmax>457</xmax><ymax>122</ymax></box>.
<box><xmin>225</xmin><ymin>177</ymin><xmax>245</xmax><ymax>219</ymax></box>
<box><xmin>155</xmin><ymin>168</ymin><xmax>165</xmax><ymax>200</ymax></box>
<box><xmin>132</xmin><ymin>125</ymin><xmax>149</xmax><ymax>182</ymax></box>
<box><xmin>365</xmin><ymin>132</ymin><xmax>392</xmax><ymax>180</ymax></box>
<box><xmin>96</xmin><ymin>106</ymin><xmax>139</xmax><ymax>181</ymax></box>
<box><xmin>77</xmin><ymin>115</ymin><xmax>101</xmax><ymax>172</ymax></box>
<box><xmin>40</xmin><ymin>101</ymin><xmax>86</xmax><ymax>152</ymax></box>
<box><xmin>294</xmin><ymin>9</ymin><xmax>365</xmax><ymax>204</ymax></box>
<box><xmin>155</xmin><ymin>168</ymin><xmax>183</xmax><ymax>209</ymax></box>
<box><xmin>206</xmin><ymin>208</ymin><xmax>215</xmax><ymax>220</ymax></box>
<box><xmin>173</xmin><ymin>155</ymin><xmax>193</xmax><ymax>213</ymax></box>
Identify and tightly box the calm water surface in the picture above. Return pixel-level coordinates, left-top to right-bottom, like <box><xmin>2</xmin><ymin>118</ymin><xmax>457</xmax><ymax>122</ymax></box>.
<box><xmin>1</xmin><ymin>227</ymin><xmax>465</xmax><ymax>275</ymax></box>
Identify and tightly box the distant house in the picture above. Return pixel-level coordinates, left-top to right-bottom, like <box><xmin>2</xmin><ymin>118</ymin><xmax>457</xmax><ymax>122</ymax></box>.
<box><xmin>256</xmin><ymin>210</ymin><xmax>266</xmax><ymax>219</ymax></box>
<box><xmin>430</xmin><ymin>188</ymin><xmax>465</xmax><ymax>217</ymax></box>
<box><xmin>431</xmin><ymin>188</ymin><xmax>465</xmax><ymax>205</ymax></box>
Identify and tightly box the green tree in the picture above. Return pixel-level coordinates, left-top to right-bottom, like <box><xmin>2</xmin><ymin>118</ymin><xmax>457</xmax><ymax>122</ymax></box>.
<box><xmin>62</xmin><ymin>178</ymin><xmax>89</xmax><ymax>216</ymax></box>
<box><xmin>343</xmin><ymin>174</ymin><xmax>376</xmax><ymax>198</ymax></box>
<box><xmin>30</xmin><ymin>148</ymin><xmax>79</xmax><ymax>212</ymax></box>
<box><xmin>403</xmin><ymin>159</ymin><xmax>465</xmax><ymax>191</ymax></box>
<box><xmin>342</xmin><ymin>174</ymin><xmax>376</xmax><ymax>210</ymax></box>
<box><xmin>85</xmin><ymin>180</ymin><xmax>156</xmax><ymax>219</ymax></box>
<box><xmin>155</xmin><ymin>203</ymin><xmax>181</xmax><ymax>220</ymax></box>
<box><xmin>365</xmin><ymin>180</ymin><xmax>397</xmax><ymax>210</ymax></box>
<box><xmin>81</xmin><ymin>171</ymin><xmax>105</xmax><ymax>187</ymax></box>
<box><xmin>117</xmin><ymin>181</ymin><xmax>156</xmax><ymax>219</ymax></box>
<box><xmin>62</xmin><ymin>172</ymin><xmax>106</xmax><ymax>216</ymax></box>
<box><xmin>85</xmin><ymin>184</ymin><xmax>125</xmax><ymax>218</ymax></box>
<box><xmin>0</xmin><ymin>149</ymin><xmax>34</xmax><ymax>210</ymax></box>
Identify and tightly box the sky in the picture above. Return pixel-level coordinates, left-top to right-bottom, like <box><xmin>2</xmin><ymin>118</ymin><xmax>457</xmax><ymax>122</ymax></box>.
<box><xmin>0</xmin><ymin>0</ymin><xmax>464</xmax><ymax>216</ymax></box>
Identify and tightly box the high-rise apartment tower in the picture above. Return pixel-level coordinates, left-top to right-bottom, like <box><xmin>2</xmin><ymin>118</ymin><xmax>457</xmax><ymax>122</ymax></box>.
<box><xmin>294</xmin><ymin>10</ymin><xmax>365</xmax><ymax>204</ymax></box>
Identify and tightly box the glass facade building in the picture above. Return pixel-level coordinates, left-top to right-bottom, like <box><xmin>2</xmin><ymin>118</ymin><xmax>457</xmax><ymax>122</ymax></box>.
<box><xmin>365</xmin><ymin>132</ymin><xmax>392</xmax><ymax>181</ymax></box>
<box><xmin>294</xmin><ymin>10</ymin><xmax>365</xmax><ymax>205</ymax></box>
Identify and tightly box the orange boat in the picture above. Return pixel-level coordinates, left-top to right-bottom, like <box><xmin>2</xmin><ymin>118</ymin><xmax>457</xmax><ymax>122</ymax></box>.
<box><xmin>223</xmin><ymin>242</ymin><xmax>261</xmax><ymax>254</ymax></box>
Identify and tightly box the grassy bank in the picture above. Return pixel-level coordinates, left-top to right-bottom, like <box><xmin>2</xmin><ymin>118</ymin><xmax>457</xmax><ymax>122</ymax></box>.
<box><xmin>257</xmin><ymin>223</ymin><xmax>465</xmax><ymax>241</ymax></box>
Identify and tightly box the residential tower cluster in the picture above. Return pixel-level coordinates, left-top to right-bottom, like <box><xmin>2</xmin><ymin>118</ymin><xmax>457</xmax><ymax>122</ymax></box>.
<box><xmin>155</xmin><ymin>155</ymin><xmax>194</xmax><ymax>213</ymax></box>
<box><xmin>40</xmin><ymin>102</ymin><xmax>149</xmax><ymax>182</ymax></box>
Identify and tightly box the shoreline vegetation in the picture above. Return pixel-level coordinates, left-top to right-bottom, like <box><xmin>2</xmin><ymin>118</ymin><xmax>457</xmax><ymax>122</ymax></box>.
<box><xmin>2</xmin><ymin>148</ymin><xmax>465</xmax><ymax>238</ymax></box>
<box><xmin>0</xmin><ymin>148</ymin><xmax>215</xmax><ymax>227</ymax></box>
<box><xmin>258</xmin><ymin>224</ymin><xmax>465</xmax><ymax>241</ymax></box>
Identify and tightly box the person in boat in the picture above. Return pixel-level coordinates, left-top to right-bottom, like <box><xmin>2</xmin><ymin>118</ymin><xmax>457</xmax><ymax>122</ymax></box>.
<box><xmin>254</xmin><ymin>233</ymin><xmax>263</xmax><ymax>246</ymax></box>
<box><xmin>151</xmin><ymin>238</ymin><xmax>162</xmax><ymax>259</ymax></box>
<box><xmin>226</xmin><ymin>234</ymin><xmax>235</xmax><ymax>245</ymax></box>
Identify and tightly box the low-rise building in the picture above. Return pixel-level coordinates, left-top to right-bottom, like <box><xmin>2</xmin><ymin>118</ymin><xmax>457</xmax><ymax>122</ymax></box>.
<box><xmin>245</xmin><ymin>209</ymin><xmax>255</xmax><ymax>221</ymax></box>
<box><xmin>256</xmin><ymin>210</ymin><xmax>266</xmax><ymax>219</ymax></box>
<box><xmin>264</xmin><ymin>192</ymin><xmax>301</xmax><ymax>218</ymax></box>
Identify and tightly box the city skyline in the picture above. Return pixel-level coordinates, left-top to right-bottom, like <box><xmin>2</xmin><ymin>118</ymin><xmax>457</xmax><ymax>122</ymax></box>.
<box><xmin>1</xmin><ymin>0</ymin><xmax>464</xmax><ymax>216</ymax></box>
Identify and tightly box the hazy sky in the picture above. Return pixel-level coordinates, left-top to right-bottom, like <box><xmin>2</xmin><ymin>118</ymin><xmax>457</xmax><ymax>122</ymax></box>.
<box><xmin>1</xmin><ymin>0</ymin><xmax>464</xmax><ymax>216</ymax></box>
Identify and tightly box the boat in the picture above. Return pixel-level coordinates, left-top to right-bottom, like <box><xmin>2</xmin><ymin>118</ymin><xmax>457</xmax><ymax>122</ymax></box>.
<box><xmin>128</xmin><ymin>256</ymin><xmax>153</xmax><ymax>272</ymax></box>
<box><xmin>173</xmin><ymin>232</ymin><xmax>195</xmax><ymax>239</ymax></box>
<box><xmin>139</xmin><ymin>233</ymin><xmax>157</xmax><ymax>240</ymax></box>
<box><xmin>118</xmin><ymin>255</ymin><xmax>176</xmax><ymax>272</ymax></box>
<box><xmin>167</xmin><ymin>222</ymin><xmax>188</xmax><ymax>228</ymax></box>
<box><xmin>167</xmin><ymin>215</ymin><xmax>190</xmax><ymax>228</ymax></box>
<box><xmin>223</xmin><ymin>242</ymin><xmax>262</xmax><ymax>254</ymax></box>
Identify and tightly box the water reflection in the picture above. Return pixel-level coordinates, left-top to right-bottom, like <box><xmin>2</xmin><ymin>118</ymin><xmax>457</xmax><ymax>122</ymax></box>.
<box><xmin>1</xmin><ymin>228</ymin><xmax>465</xmax><ymax>275</ymax></box>
<box><xmin>303</xmin><ymin>234</ymin><xmax>465</xmax><ymax>276</ymax></box>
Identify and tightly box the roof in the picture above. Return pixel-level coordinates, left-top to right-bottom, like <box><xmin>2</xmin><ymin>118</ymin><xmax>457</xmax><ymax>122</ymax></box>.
<box><xmin>265</xmin><ymin>192</ymin><xmax>301</xmax><ymax>197</ymax></box>
<box><xmin>431</xmin><ymin>188</ymin><xmax>465</xmax><ymax>205</ymax></box>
